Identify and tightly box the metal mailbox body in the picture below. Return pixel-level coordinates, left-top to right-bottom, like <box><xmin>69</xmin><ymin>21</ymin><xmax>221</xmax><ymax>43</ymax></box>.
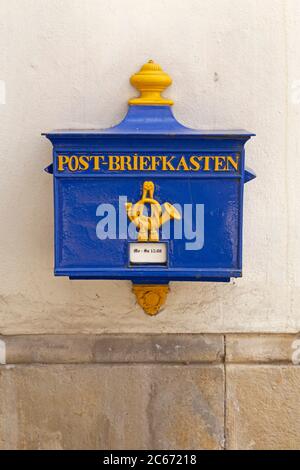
<box><xmin>44</xmin><ymin>104</ymin><xmax>255</xmax><ymax>285</ymax></box>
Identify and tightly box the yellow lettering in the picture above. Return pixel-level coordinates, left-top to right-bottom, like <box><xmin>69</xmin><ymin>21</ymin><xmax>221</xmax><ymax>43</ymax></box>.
<box><xmin>189</xmin><ymin>156</ymin><xmax>201</xmax><ymax>171</ymax></box>
<box><xmin>120</xmin><ymin>156</ymin><xmax>133</xmax><ymax>171</ymax></box>
<box><xmin>176</xmin><ymin>156</ymin><xmax>189</xmax><ymax>171</ymax></box>
<box><xmin>68</xmin><ymin>155</ymin><xmax>79</xmax><ymax>172</ymax></box>
<box><xmin>108</xmin><ymin>156</ymin><xmax>121</xmax><ymax>170</ymax></box>
<box><xmin>140</xmin><ymin>156</ymin><xmax>151</xmax><ymax>170</ymax></box>
<box><xmin>227</xmin><ymin>155</ymin><xmax>239</xmax><ymax>171</ymax></box>
<box><xmin>214</xmin><ymin>156</ymin><xmax>227</xmax><ymax>171</ymax></box>
<box><xmin>151</xmin><ymin>156</ymin><xmax>161</xmax><ymax>170</ymax></box>
<box><xmin>162</xmin><ymin>156</ymin><xmax>175</xmax><ymax>171</ymax></box>
<box><xmin>57</xmin><ymin>154</ymin><xmax>241</xmax><ymax>174</ymax></box>
<box><xmin>131</xmin><ymin>154</ymin><xmax>138</xmax><ymax>170</ymax></box>
<box><xmin>78</xmin><ymin>156</ymin><xmax>90</xmax><ymax>171</ymax></box>
<box><xmin>57</xmin><ymin>155</ymin><xmax>69</xmax><ymax>171</ymax></box>
<box><xmin>203</xmin><ymin>156</ymin><xmax>211</xmax><ymax>171</ymax></box>
<box><xmin>92</xmin><ymin>155</ymin><xmax>104</xmax><ymax>170</ymax></box>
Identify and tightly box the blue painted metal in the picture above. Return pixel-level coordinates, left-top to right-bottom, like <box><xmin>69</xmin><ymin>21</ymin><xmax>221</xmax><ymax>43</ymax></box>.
<box><xmin>43</xmin><ymin>105</ymin><xmax>255</xmax><ymax>283</ymax></box>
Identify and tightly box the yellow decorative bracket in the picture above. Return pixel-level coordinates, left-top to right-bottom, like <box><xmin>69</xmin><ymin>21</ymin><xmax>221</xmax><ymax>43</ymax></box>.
<box><xmin>132</xmin><ymin>284</ymin><xmax>169</xmax><ymax>316</ymax></box>
<box><xmin>129</xmin><ymin>60</ymin><xmax>174</xmax><ymax>106</ymax></box>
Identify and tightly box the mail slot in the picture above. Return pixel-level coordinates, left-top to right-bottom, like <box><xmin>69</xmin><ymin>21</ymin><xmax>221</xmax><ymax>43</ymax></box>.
<box><xmin>44</xmin><ymin>60</ymin><xmax>255</xmax><ymax>315</ymax></box>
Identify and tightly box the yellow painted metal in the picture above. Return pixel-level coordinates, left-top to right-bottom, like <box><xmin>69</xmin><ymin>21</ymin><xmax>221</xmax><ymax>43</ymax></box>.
<box><xmin>128</xmin><ymin>60</ymin><xmax>173</xmax><ymax>106</ymax></box>
<box><xmin>125</xmin><ymin>181</ymin><xmax>181</xmax><ymax>242</ymax></box>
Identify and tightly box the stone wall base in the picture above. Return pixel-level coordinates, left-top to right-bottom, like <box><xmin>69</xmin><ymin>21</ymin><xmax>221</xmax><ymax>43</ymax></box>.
<box><xmin>0</xmin><ymin>334</ymin><xmax>300</xmax><ymax>450</ymax></box>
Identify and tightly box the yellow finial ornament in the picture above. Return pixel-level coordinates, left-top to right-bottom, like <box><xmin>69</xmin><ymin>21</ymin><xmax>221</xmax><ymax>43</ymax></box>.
<box><xmin>129</xmin><ymin>60</ymin><xmax>173</xmax><ymax>106</ymax></box>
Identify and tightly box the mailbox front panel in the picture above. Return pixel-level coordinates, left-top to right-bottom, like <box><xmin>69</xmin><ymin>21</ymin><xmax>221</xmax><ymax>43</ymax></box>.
<box><xmin>51</xmin><ymin>144</ymin><xmax>247</xmax><ymax>282</ymax></box>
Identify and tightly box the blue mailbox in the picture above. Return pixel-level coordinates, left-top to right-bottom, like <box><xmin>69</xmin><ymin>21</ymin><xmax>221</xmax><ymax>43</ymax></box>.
<box><xmin>44</xmin><ymin>60</ymin><xmax>255</xmax><ymax>315</ymax></box>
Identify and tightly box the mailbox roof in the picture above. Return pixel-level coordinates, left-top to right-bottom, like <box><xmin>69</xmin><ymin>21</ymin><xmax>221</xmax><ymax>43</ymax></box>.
<box><xmin>43</xmin><ymin>105</ymin><xmax>254</xmax><ymax>139</ymax></box>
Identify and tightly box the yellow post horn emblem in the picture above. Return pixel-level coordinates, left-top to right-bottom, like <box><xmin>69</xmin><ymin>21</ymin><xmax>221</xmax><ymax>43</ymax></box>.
<box><xmin>125</xmin><ymin>181</ymin><xmax>181</xmax><ymax>242</ymax></box>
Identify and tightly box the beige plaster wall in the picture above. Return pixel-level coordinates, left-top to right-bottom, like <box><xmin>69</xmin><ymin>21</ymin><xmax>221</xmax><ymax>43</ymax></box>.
<box><xmin>0</xmin><ymin>0</ymin><xmax>299</xmax><ymax>334</ymax></box>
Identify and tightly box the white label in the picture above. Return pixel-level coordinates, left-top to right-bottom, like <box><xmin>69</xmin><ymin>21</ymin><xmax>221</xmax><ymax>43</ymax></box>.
<box><xmin>129</xmin><ymin>243</ymin><xmax>167</xmax><ymax>265</ymax></box>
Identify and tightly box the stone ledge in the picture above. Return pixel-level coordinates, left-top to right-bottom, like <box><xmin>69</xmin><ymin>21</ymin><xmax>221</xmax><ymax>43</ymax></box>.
<box><xmin>1</xmin><ymin>334</ymin><xmax>300</xmax><ymax>365</ymax></box>
<box><xmin>0</xmin><ymin>334</ymin><xmax>224</xmax><ymax>365</ymax></box>
<box><xmin>226</xmin><ymin>334</ymin><xmax>300</xmax><ymax>364</ymax></box>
